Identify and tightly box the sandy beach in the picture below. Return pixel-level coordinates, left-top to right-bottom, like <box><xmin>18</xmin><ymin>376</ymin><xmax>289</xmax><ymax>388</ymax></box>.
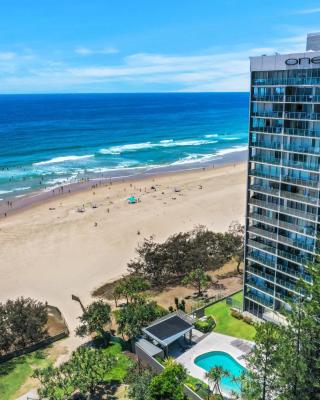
<box><xmin>0</xmin><ymin>162</ymin><xmax>247</xmax><ymax>341</ymax></box>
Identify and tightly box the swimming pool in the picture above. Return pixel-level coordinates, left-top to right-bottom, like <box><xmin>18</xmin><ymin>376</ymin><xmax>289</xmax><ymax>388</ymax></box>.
<box><xmin>194</xmin><ymin>351</ymin><xmax>246</xmax><ymax>394</ymax></box>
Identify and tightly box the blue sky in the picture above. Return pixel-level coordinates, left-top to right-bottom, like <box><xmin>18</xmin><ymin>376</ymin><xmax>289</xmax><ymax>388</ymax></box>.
<box><xmin>0</xmin><ymin>0</ymin><xmax>319</xmax><ymax>93</ymax></box>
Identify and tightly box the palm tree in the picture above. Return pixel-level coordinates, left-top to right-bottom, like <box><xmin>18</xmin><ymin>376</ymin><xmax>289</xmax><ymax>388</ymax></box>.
<box><xmin>205</xmin><ymin>366</ymin><xmax>230</xmax><ymax>399</ymax></box>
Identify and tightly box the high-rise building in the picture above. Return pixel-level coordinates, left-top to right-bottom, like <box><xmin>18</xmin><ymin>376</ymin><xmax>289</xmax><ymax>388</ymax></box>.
<box><xmin>243</xmin><ymin>34</ymin><xmax>320</xmax><ymax>320</ymax></box>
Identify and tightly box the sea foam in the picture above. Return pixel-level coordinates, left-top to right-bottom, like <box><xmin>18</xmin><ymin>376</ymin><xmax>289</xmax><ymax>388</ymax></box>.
<box><xmin>99</xmin><ymin>138</ymin><xmax>218</xmax><ymax>155</ymax></box>
<box><xmin>33</xmin><ymin>155</ymin><xmax>94</xmax><ymax>166</ymax></box>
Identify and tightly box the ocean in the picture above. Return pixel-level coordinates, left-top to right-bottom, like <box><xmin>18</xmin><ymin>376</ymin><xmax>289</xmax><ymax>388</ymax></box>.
<box><xmin>0</xmin><ymin>93</ymin><xmax>249</xmax><ymax>202</ymax></box>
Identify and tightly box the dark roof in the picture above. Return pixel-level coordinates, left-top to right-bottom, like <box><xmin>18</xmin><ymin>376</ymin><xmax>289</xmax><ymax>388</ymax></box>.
<box><xmin>145</xmin><ymin>315</ymin><xmax>192</xmax><ymax>341</ymax></box>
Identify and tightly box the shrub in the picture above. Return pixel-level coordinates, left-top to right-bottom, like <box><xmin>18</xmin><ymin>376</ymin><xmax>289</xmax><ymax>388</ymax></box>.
<box><xmin>230</xmin><ymin>308</ymin><xmax>243</xmax><ymax>320</ymax></box>
<box><xmin>243</xmin><ymin>315</ymin><xmax>253</xmax><ymax>325</ymax></box>
<box><xmin>194</xmin><ymin>316</ymin><xmax>216</xmax><ymax>333</ymax></box>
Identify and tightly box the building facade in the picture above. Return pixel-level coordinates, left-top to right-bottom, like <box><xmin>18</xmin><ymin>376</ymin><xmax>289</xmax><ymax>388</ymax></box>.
<box><xmin>243</xmin><ymin>39</ymin><xmax>320</xmax><ymax>318</ymax></box>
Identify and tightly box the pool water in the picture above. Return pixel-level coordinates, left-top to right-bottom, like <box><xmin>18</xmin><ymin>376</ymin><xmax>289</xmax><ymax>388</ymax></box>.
<box><xmin>194</xmin><ymin>351</ymin><xmax>246</xmax><ymax>394</ymax></box>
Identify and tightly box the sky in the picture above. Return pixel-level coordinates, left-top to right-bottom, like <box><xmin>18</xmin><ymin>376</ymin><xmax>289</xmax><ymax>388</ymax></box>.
<box><xmin>0</xmin><ymin>0</ymin><xmax>319</xmax><ymax>93</ymax></box>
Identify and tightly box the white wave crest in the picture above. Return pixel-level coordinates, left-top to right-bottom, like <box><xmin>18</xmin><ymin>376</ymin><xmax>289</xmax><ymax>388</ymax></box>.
<box><xmin>170</xmin><ymin>153</ymin><xmax>216</xmax><ymax>166</ymax></box>
<box><xmin>216</xmin><ymin>145</ymin><xmax>248</xmax><ymax>156</ymax></box>
<box><xmin>33</xmin><ymin>154</ymin><xmax>94</xmax><ymax>166</ymax></box>
<box><xmin>100</xmin><ymin>139</ymin><xmax>217</xmax><ymax>155</ymax></box>
<box><xmin>204</xmin><ymin>134</ymin><xmax>219</xmax><ymax>138</ymax></box>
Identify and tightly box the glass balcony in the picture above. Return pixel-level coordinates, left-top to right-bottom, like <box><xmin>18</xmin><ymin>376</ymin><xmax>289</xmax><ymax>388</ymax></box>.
<box><xmin>249</xmin><ymin>197</ymin><xmax>279</xmax><ymax>211</ymax></box>
<box><xmin>247</xmin><ymin>251</ymin><xmax>276</xmax><ymax>269</ymax></box>
<box><xmin>278</xmin><ymin>249</ymin><xmax>312</xmax><ymax>265</ymax></box>
<box><xmin>282</xmin><ymin>174</ymin><xmax>319</xmax><ymax>189</ymax></box>
<box><xmin>285</xmin><ymin>95</ymin><xmax>320</xmax><ymax>103</ymax></box>
<box><xmin>276</xmin><ymin>277</ymin><xmax>298</xmax><ymax>292</ymax></box>
<box><xmin>253</xmin><ymin>77</ymin><xmax>320</xmax><ymax>86</ymax></box>
<box><xmin>280</xmin><ymin>189</ymin><xmax>319</xmax><ymax>205</ymax></box>
<box><xmin>252</xmin><ymin>111</ymin><xmax>283</xmax><ymax>118</ymax></box>
<box><xmin>245</xmin><ymin>291</ymin><xmax>274</xmax><ymax>307</ymax></box>
<box><xmin>247</xmin><ymin>279</ymin><xmax>275</xmax><ymax>295</ymax></box>
<box><xmin>250</xmin><ymin>169</ymin><xmax>280</xmax><ymax>182</ymax></box>
<box><xmin>251</xmin><ymin>155</ymin><xmax>281</xmax><ymax>166</ymax></box>
<box><xmin>283</xmin><ymin>128</ymin><xmax>320</xmax><ymax>138</ymax></box>
<box><xmin>250</xmin><ymin>184</ymin><xmax>279</xmax><ymax>196</ymax></box>
<box><xmin>252</xmin><ymin>95</ymin><xmax>284</xmax><ymax>102</ymax></box>
<box><xmin>281</xmin><ymin>159</ymin><xmax>320</xmax><ymax>172</ymax></box>
<box><xmin>251</xmin><ymin>141</ymin><xmax>282</xmax><ymax>150</ymax></box>
<box><xmin>277</xmin><ymin>263</ymin><xmax>312</xmax><ymax>282</ymax></box>
<box><xmin>251</xmin><ymin>126</ymin><xmax>283</xmax><ymax>134</ymax></box>
<box><xmin>284</xmin><ymin>112</ymin><xmax>320</xmax><ymax>121</ymax></box>
<box><xmin>248</xmin><ymin>226</ymin><xmax>315</xmax><ymax>253</ymax></box>
<box><xmin>247</xmin><ymin>266</ymin><xmax>275</xmax><ymax>282</ymax></box>
<box><xmin>275</xmin><ymin>291</ymin><xmax>295</xmax><ymax>303</ymax></box>
<box><xmin>247</xmin><ymin>238</ymin><xmax>277</xmax><ymax>255</ymax></box>
<box><xmin>282</xmin><ymin>144</ymin><xmax>320</xmax><ymax>156</ymax></box>
<box><xmin>249</xmin><ymin>197</ymin><xmax>317</xmax><ymax>221</ymax></box>
<box><xmin>248</xmin><ymin>212</ymin><xmax>315</xmax><ymax>236</ymax></box>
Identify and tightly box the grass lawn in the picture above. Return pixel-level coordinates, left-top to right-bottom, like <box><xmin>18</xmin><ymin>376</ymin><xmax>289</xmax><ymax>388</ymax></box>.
<box><xmin>205</xmin><ymin>291</ymin><xmax>256</xmax><ymax>341</ymax></box>
<box><xmin>0</xmin><ymin>350</ymin><xmax>51</xmax><ymax>400</ymax></box>
<box><xmin>103</xmin><ymin>342</ymin><xmax>133</xmax><ymax>382</ymax></box>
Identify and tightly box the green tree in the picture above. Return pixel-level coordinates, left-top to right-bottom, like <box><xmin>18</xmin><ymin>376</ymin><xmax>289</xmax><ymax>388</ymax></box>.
<box><xmin>0</xmin><ymin>297</ymin><xmax>48</xmax><ymax>354</ymax></box>
<box><xmin>126</xmin><ymin>363</ymin><xmax>155</xmax><ymax>400</ymax></box>
<box><xmin>182</xmin><ymin>267</ymin><xmax>211</xmax><ymax>296</ymax></box>
<box><xmin>115</xmin><ymin>297</ymin><xmax>166</xmax><ymax>339</ymax></box>
<box><xmin>242</xmin><ymin>322</ymin><xmax>282</xmax><ymax>400</ymax></box>
<box><xmin>227</xmin><ymin>222</ymin><xmax>245</xmax><ymax>274</ymax></box>
<box><xmin>277</xmin><ymin>262</ymin><xmax>320</xmax><ymax>400</ymax></box>
<box><xmin>205</xmin><ymin>366</ymin><xmax>229</xmax><ymax>399</ymax></box>
<box><xmin>148</xmin><ymin>358</ymin><xmax>187</xmax><ymax>400</ymax></box>
<box><xmin>114</xmin><ymin>275</ymin><xmax>150</xmax><ymax>305</ymax></box>
<box><xmin>75</xmin><ymin>300</ymin><xmax>111</xmax><ymax>345</ymax></box>
<box><xmin>35</xmin><ymin>347</ymin><xmax>115</xmax><ymax>399</ymax></box>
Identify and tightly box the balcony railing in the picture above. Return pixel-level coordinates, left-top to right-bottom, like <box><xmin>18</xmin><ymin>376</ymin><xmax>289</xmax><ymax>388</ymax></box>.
<box><xmin>284</xmin><ymin>111</ymin><xmax>320</xmax><ymax>121</ymax></box>
<box><xmin>247</xmin><ymin>280</ymin><xmax>275</xmax><ymax>295</ymax></box>
<box><xmin>275</xmin><ymin>291</ymin><xmax>295</xmax><ymax>303</ymax></box>
<box><xmin>277</xmin><ymin>263</ymin><xmax>312</xmax><ymax>282</ymax></box>
<box><xmin>245</xmin><ymin>291</ymin><xmax>274</xmax><ymax>307</ymax></box>
<box><xmin>247</xmin><ymin>238</ymin><xmax>277</xmax><ymax>255</ymax></box>
<box><xmin>248</xmin><ymin>212</ymin><xmax>316</xmax><ymax>236</ymax></box>
<box><xmin>283</xmin><ymin>128</ymin><xmax>320</xmax><ymax>138</ymax></box>
<box><xmin>281</xmin><ymin>159</ymin><xmax>320</xmax><ymax>172</ymax></box>
<box><xmin>252</xmin><ymin>111</ymin><xmax>283</xmax><ymax>118</ymax></box>
<box><xmin>247</xmin><ymin>266</ymin><xmax>275</xmax><ymax>282</ymax></box>
<box><xmin>282</xmin><ymin>174</ymin><xmax>319</xmax><ymax>189</ymax></box>
<box><xmin>251</xmin><ymin>141</ymin><xmax>282</xmax><ymax>150</ymax></box>
<box><xmin>248</xmin><ymin>226</ymin><xmax>315</xmax><ymax>252</ymax></box>
<box><xmin>250</xmin><ymin>184</ymin><xmax>279</xmax><ymax>196</ymax></box>
<box><xmin>276</xmin><ymin>277</ymin><xmax>299</xmax><ymax>293</ymax></box>
<box><xmin>249</xmin><ymin>197</ymin><xmax>318</xmax><ymax>221</ymax></box>
<box><xmin>279</xmin><ymin>189</ymin><xmax>319</xmax><ymax>205</ymax></box>
<box><xmin>251</xmin><ymin>126</ymin><xmax>283</xmax><ymax>134</ymax></box>
<box><xmin>278</xmin><ymin>249</ymin><xmax>311</xmax><ymax>265</ymax></box>
<box><xmin>285</xmin><ymin>95</ymin><xmax>320</xmax><ymax>103</ymax></box>
<box><xmin>253</xmin><ymin>77</ymin><xmax>320</xmax><ymax>86</ymax></box>
<box><xmin>247</xmin><ymin>251</ymin><xmax>276</xmax><ymax>269</ymax></box>
<box><xmin>282</xmin><ymin>144</ymin><xmax>320</xmax><ymax>156</ymax></box>
<box><xmin>252</xmin><ymin>95</ymin><xmax>284</xmax><ymax>102</ymax></box>
<box><xmin>250</xmin><ymin>169</ymin><xmax>280</xmax><ymax>182</ymax></box>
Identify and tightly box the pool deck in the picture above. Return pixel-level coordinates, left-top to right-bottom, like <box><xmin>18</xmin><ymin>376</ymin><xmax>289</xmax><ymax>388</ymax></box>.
<box><xmin>176</xmin><ymin>332</ymin><xmax>254</xmax><ymax>397</ymax></box>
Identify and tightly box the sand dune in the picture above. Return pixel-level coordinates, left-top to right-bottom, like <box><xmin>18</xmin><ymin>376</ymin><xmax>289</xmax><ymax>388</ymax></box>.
<box><xmin>0</xmin><ymin>163</ymin><xmax>247</xmax><ymax>338</ymax></box>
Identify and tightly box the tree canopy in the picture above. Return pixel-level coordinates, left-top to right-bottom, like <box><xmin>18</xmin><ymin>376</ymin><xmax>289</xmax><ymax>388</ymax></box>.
<box><xmin>115</xmin><ymin>297</ymin><xmax>166</xmax><ymax>339</ymax></box>
<box><xmin>243</xmin><ymin>258</ymin><xmax>320</xmax><ymax>400</ymax></box>
<box><xmin>35</xmin><ymin>347</ymin><xmax>116</xmax><ymax>400</ymax></box>
<box><xmin>0</xmin><ymin>297</ymin><xmax>48</xmax><ymax>355</ymax></box>
<box><xmin>182</xmin><ymin>267</ymin><xmax>211</xmax><ymax>296</ymax></box>
<box><xmin>128</xmin><ymin>224</ymin><xmax>243</xmax><ymax>286</ymax></box>
<box><xmin>148</xmin><ymin>358</ymin><xmax>187</xmax><ymax>400</ymax></box>
<box><xmin>75</xmin><ymin>300</ymin><xmax>111</xmax><ymax>345</ymax></box>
